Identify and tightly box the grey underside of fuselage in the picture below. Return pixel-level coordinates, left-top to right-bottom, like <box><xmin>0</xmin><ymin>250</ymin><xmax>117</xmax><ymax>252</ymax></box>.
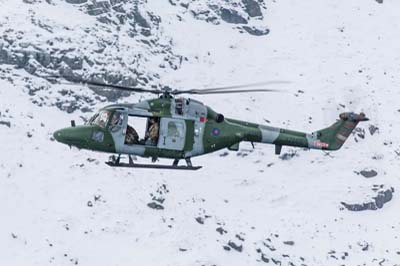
<box><xmin>258</xmin><ymin>124</ymin><xmax>321</xmax><ymax>149</ymax></box>
<box><xmin>258</xmin><ymin>124</ymin><xmax>280</xmax><ymax>144</ymax></box>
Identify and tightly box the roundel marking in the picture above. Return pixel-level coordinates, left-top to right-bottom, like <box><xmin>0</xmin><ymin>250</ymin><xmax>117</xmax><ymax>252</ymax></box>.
<box><xmin>212</xmin><ymin>128</ymin><xmax>220</xmax><ymax>136</ymax></box>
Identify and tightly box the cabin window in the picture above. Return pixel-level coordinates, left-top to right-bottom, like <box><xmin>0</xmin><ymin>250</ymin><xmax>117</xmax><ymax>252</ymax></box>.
<box><xmin>168</xmin><ymin>121</ymin><xmax>184</xmax><ymax>138</ymax></box>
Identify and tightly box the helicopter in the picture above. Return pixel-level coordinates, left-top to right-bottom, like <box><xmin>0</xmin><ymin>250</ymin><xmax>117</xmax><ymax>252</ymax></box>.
<box><xmin>52</xmin><ymin>79</ymin><xmax>369</xmax><ymax>170</ymax></box>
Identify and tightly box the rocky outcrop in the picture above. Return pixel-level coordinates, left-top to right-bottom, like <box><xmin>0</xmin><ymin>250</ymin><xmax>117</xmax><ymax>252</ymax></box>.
<box><xmin>341</xmin><ymin>186</ymin><xmax>394</xmax><ymax>211</ymax></box>
<box><xmin>242</xmin><ymin>0</ymin><xmax>262</xmax><ymax>17</ymax></box>
<box><xmin>168</xmin><ymin>0</ymin><xmax>269</xmax><ymax>36</ymax></box>
<box><xmin>220</xmin><ymin>8</ymin><xmax>248</xmax><ymax>24</ymax></box>
<box><xmin>0</xmin><ymin>0</ymin><xmax>182</xmax><ymax>104</ymax></box>
<box><xmin>0</xmin><ymin>0</ymin><xmax>270</xmax><ymax>113</ymax></box>
<box><xmin>242</xmin><ymin>26</ymin><xmax>270</xmax><ymax>36</ymax></box>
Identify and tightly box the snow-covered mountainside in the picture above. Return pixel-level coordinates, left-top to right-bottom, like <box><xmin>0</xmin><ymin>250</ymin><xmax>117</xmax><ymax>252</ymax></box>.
<box><xmin>1</xmin><ymin>0</ymin><xmax>400</xmax><ymax>265</ymax></box>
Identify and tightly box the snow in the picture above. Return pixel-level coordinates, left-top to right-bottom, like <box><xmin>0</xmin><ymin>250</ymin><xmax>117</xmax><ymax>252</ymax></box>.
<box><xmin>1</xmin><ymin>0</ymin><xmax>400</xmax><ymax>265</ymax></box>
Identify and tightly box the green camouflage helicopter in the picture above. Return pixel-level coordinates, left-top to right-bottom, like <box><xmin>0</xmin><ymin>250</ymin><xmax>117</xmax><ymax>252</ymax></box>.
<box><xmin>52</xmin><ymin>79</ymin><xmax>368</xmax><ymax>170</ymax></box>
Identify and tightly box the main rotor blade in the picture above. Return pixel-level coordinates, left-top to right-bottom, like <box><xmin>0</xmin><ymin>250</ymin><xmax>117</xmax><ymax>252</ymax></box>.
<box><xmin>175</xmin><ymin>80</ymin><xmax>290</xmax><ymax>94</ymax></box>
<box><xmin>40</xmin><ymin>75</ymin><xmax>162</xmax><ymax>94</ymax></box>
<box><xmin>179</xmin><ymin>88</ymin><xmax>283</xmax><ymax>95</ymax></box>
<box><xmin>83</xmin><ymin>80</ymin><xmax>162</xmax><ymax>94</ymax></box>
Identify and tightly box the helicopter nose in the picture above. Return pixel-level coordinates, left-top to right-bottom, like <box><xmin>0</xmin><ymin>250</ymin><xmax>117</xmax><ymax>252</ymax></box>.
<box><xmin>53</xmin><ymin>129</ymin><xmax>67</xmax><ymax>144</ymax></box>
<box><xmin>53</xmin><ymin>127</ymin><xmax>91</xmax><ymax>148</ymax></box>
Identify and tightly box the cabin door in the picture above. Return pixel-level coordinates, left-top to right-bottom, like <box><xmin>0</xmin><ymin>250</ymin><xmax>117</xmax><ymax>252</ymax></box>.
<box><xmin>158</xmin><ymin>118</ymin><xmax>186</xmax><ymax>151</ymax></box>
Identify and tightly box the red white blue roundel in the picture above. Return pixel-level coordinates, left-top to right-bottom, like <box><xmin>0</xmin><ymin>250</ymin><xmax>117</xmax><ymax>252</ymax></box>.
<box><xmin>212</xmin><ymin>128</ymin><xmax>220</xmax><ymax>136</ymax></box>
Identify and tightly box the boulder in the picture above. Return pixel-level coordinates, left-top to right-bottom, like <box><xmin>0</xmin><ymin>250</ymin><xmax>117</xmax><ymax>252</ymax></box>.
<box><xmin>66</xmin><ymin>0</ymin><xmax>87</xmax><ymax>3</ymax></box>
<box><xmin>359</xmin><ymin>169</ymin><xmax>378</xmax><ymax>178</ymax></box>
<box><xmin>242</xmin><ymin>0</ymin><xmax>262</xmax><ymax>17</ymax></box>
<box><xmin>220</xmin><ymin>8</ymin><xmax>248</xmax><ymax>24</ymax></box>
<box><xmin>242</xmin><ymin>26</ymin><xmax>270</xmax><ymax>36</ymax></box>
<box><xmin>341</xmin><ymin>187</ymin><xmax>394</xmax><ymax>211</ymax></box>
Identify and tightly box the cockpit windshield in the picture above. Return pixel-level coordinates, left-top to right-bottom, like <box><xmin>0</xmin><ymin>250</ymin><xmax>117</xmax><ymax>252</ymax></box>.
<box><xmin>88</xmin><ymin>110</ymin><xmax>111</xmax><ymax>128</ymax></box>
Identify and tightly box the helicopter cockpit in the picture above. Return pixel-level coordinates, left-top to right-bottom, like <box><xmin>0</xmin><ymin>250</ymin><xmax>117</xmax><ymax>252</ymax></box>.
<box><xmin>88</xmin><ymin>109</ymin><xmax>160</xmax><ymax>148</ymax></box>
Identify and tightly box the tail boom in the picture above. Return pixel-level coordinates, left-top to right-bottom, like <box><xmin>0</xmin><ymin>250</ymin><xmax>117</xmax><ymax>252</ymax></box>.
<box><xmin>254</xmin><ymin>112</ymin><xmax>368</xmax><ymax>153</ymax></box>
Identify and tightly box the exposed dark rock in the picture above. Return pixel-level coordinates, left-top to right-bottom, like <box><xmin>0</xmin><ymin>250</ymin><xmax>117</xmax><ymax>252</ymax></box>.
<box><xmin>147</xmin><ymin>202</ymin><xmax>164</xmax><ymax>210</ymax></box>
<box><xmin>354</xmin><ymin>127</ymin><xmax>365</xmax><ymax>139</ymax></box>
<box><xmin>190</xmin><ymin>9</ymin><xmax>219</xmax><ymax>24</ymax></box>
<box><xmin>195</xmin><ymin>217</ymin><xmax>204</xmax><ymax>224</ymax></box>
<box><xmin>236</xmin><ymin>234</ymin><xmax>245</xmax><ymax>241</ymax></box>
<box><xmin>147</xmin><ymin>184</ymin><xmax>168</xmax><ymax>210</ymax></box>
<box><xmin>261</xmin><ymin>253</ymin><xmax>269</xmax><ymax>263</ymax></box>
<box><xmin>341</xmin><ymin>187</ymin><xmax>394</xmax><ymax>211</ymax></box>
<box><xmin>220</xmin><ymin>8</ymin><xmax>247</xmax><ymax>24</ymax></box>
<box><xmin>66</xmin><ymin>0</ymin><xmax>87</xmax><ymax>3</ymax></box>
<box><xmin>242</xmin><ymin>26</ymin><xmax>270</xmax><ymax>36</ymax></box>
<box><xmin>219</xmin><ymin>151</ymin><xmax>229</xmax><ymax>157</ymax></box>
<box><xmin>0</xmin><ymin>1</ymin><xmax>181</xmax><ymax>105</ymax></box>
<box><xmin>359</xmin><ymin>169</ymin><xmax>378</xmax><ymax>178</ymax></box>
<box><xmin>61</xmin><ymin>55</ymin><xmax>83</xmax><ymax>70</ymax></box>
<box><xmin>271</xmin><ymin>258</ymin><xmax>281</xmax><ymax>265</ymax></box>
<box><xmin>24</xmin><ymin>58</ymin><xmax>41</xmax><ymax>74</ymax></box>
<box><xmin>236</xmin><ymin>151</ymin><xmax>248</xmax><ymax>157</ymax></box>
<box><xmin>358</xmin><ymin>241</ymin><xmax>370</xmax><ymax>251</ymax></box>
<box><xmin>376</xmin><ymin>0</ymin><xmax>383</xmax><ymax>3</ymax></box>
<box><xmin>242</xmin><ymin>0</ymin><xmax>262</xmax><ymax>17</ymax></box>
<box><xmin>216</xmin><ymin>227</ymin><xmax>227</xmax><ymax>235</ymax></box>
<box><xmin>94</xmin><ymin>195</ymin><xmax>102</xmax><ymax>202</ymax></box>
<box><xmin>133</xmin><ymin>10</ymin><xmax>150</xmax><ymax>29</ymax></box>
<box><xmin>55</xmin><ymin>100</ymin><xmax>80</xmax><ymax>114</ymax></box>
<box><xmin>283</xmin><ymin>241</ymin><xmax>295</xmax><ymax>246</ymax></box>
<box><xmin>369</xmin><ymin>124</ymin><xmax>379</xmax><ymax>135</ymax></box>
<box><xmin>0</xmin><ymin>121</ymin><xmax>11</xmax><ymax>127</ymax></box>
<box><xmin>228</xmin><ymin>241</ymin><xmax>243</xmax><ymax>252</ymax></box>
<box><xmin>279</xmin><ymin>150</ymin><xmax>298</xmax><ymax>160</ymax></box>
<box><xmin>151</xmin><ymin>196</ymin><xmax>165</xmax><ymax>204</ymax></box>
<box><xmin>87</xmin><ymin>1</ymin><xmax>111</xmax><ymax>16</ymax></box>
<box><xmin>375</xmin><ymin>188</ymin><xmax>394</xmax><ymax>208</ymax></box>
<box><xmin>342</xmin><ymin>201</ymin><xmax>373</xmax><ymax>211</ymax></box>
<box><xmin>263</xmin><ymin>241</ymin><xmax>276</xmax><ymax>251</ymax></box>
<box><xmin>223</xmin><ymin>245</ymin><xmax>231</xmax><ymax>251</ymax></box>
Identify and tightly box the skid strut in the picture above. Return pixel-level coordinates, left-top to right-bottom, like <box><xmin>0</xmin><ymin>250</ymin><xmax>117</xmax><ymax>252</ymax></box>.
<box><xmin>106</xmin><ymin>156</ymin><xmax>201</xmax><ymax>170</ymax></box>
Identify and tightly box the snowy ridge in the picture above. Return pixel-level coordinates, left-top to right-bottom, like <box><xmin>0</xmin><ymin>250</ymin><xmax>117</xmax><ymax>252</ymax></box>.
<box><xmin>1</xmin><ymin>0</ymin><xmax>400</xmax><ymax>265</ymax></box>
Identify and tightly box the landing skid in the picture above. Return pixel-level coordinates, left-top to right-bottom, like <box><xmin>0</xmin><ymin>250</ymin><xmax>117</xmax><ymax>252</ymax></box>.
<box><xmin>105</xmin><ymin>155</ymin><xmax>202</xmax><ymax>170</ymax></box>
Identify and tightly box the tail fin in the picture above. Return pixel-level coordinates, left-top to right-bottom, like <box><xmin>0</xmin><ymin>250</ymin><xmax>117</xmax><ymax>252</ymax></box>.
<box><xmin>313</xmin><ymin>112</ymin><xmax>369</xmax><ymax>150</ymax></box>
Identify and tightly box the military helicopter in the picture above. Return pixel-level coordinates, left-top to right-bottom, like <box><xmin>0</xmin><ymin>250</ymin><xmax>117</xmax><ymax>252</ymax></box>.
<box><xmin>52</xmin><ymin>78</ymin><xmax>368</xmax><ymax>170</ymax></box>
